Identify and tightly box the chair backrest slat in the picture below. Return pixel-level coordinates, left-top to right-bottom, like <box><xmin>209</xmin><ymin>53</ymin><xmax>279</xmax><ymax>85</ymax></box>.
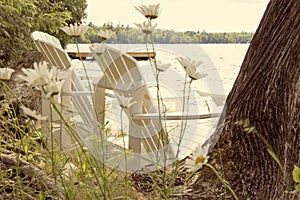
<box><xmin>31</xmin><ymin>31</ymin><xmax>72</xmax><ymax>69</ymax></box>
<box><xmin>93</xmin><ymin>45</ymin><xmax>144</xmax><ymax>90</ymax></box>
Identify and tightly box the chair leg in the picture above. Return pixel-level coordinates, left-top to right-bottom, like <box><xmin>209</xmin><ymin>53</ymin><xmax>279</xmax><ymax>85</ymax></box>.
<box><xmin>41</xmin><ymin>98</ymin><xmax>70</xmax><ymax>150</ymax></box>
<box><xmin>94</xmin><ymin>86</ymin><xmax>105</xmax><ymax>127</ymax></box>
<box><xmin>41</xmin><ymin>98</ymin><xmax>51</xmax><ymax>140</ymax></box>
<box><xmin>128</xmin><ymin>123</ymin><xmax>141</xmax><ymax>169</ymax></box>
<box><xmin>128</xmin><ymin>122</ymin><xmax>142</xmax><ymax>153</ymax></box>
<box><xmin>60</xmin><ymin>78</ymin><xmax>73</xmax><ymax>148</ymax></box>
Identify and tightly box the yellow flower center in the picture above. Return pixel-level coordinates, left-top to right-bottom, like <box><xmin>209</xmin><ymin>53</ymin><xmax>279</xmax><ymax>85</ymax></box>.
<box><xmin>195</xmin><ymin>155</ymin><xmax>205</xmax><ymax>165</ymax></box>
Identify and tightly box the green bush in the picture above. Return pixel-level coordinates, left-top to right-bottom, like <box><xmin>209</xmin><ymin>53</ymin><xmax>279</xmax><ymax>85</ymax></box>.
<box><xmin>0</xmin><ymin>0</ymin><xmax>87</xmax><ymax>67</ymax></box>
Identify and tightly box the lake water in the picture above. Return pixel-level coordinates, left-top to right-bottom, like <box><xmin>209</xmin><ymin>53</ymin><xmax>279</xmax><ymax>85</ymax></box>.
<box><xmin>74</xmin><ymin>43</ymin><xmax>249</xmax><ymax>171</ymax></box>
<box><xmin>78</xmin><ymin>43</ymin><xmax>248</xmax><ymax>93</ymax></box>
<box><xmin>78</xmin><ymin>43</ymin><xmax>248</xmax><ymax>122</ymax></box>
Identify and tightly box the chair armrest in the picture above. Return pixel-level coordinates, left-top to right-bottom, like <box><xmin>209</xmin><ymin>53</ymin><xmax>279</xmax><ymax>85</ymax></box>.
<box><xmin>62</xmin><ymin>91</ymin><xmax>113</xmax><ymax>97</ymax></box>
<box><xmin>131</xmin><ymin>112</ymin><xmax>221</xmax><ymax>120</ymax></box>
<box><xmin>62</xmin><ymin>91</ymin><xmax>92</xmax><ymax>96</ymax></box>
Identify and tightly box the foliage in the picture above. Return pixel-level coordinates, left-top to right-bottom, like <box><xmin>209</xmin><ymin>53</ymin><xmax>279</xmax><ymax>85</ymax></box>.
<box><xmin>291</xmin><ymin>165</ymin><xmax>300</xmax><ymax>193</ymax></box>
<box><xmin>0</xmin><ymin>59</ymin><xmax>143</xmax><ymax>199</ymax></box>
<box><xmin>0</xmin><ymin>0</ymin><xmax>87</xmax><ymax>67</ymax></box>
<box><xmin>50</xmin><ymin>0</ymin><xmax>87</xmax><ymax>24</ymax></box>
<box><xmin>83</xmin><ymin>22</ymin><xmax>253</xmax><ymax>44</ymax></box>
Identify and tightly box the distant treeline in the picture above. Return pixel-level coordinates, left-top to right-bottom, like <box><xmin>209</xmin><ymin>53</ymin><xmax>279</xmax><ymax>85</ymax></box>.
<box><xmin>81</xmin><ymin>22</ymin><xmax>253</xmax><ymax>44</ymax></box>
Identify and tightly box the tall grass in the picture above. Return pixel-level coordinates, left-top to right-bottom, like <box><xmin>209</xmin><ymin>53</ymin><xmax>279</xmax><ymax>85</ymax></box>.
<box><xmin>0</xmin><ymin>4</ymin><xmax>241</xmax><ymax>200</ymax></box>
<box><xmin>0</xmin><ymin>67</ymin><xmax>144</xmax><ymax>199</ymax></box>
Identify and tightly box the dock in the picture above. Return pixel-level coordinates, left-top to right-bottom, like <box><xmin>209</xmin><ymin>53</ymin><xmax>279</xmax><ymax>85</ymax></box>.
<box><xmin>66</xmin><ymin>44</ymin><xmax>155</xmax><ymax>60</ymax></box>
<box><xmin>67</xmin><ymin>52</ymin><xmax>92</xmax><ymax>59</ymax></box>
<box><xmin>66</xmin><ymin>44</ymin><xmax>92</xmax><ymax>59</ymax></box>
<box><xmin>127</xmin><ymin>51</ymin><xmax>156</xmax><ymax>61</ymax></box>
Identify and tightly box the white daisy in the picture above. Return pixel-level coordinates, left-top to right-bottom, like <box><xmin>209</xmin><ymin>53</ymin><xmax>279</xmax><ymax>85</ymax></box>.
<box><xmin>185</xmin><ymin>144</ymin><xmax>209</xmax><ymax>172</ymax></box>
<box><xmin>21</xmin><ymin>106</ymin><xmax>48</xmax><ymax>121</ymax></box>
<box><xmin>185</xmin><ymin>65</ymin><xmax>207</xmax><ymax>80</ymax></box>
<box><xmin>60</xmin><ymin>24</ymin><xmax>89</xmax><ymax>37</ymax></box>
<box><xmin>176</xmin><ymin>57</ymin><xmax>203</xmax><ymax>70</ymax></box>
<box><xmin>135</xmin><ymin>21</ymin><xmax>157</xmax><ymax>35</ymax></box>
<box><xmin>0</xmin><ymin>68</ymin><xmax>15</xmax><ymax>80</ymax></box>
<box><xmin>18</xmin><ymin>62</ymin><xmax>69</xmax><ymax>98</ymax></box>
<box><xmin>176</xmin><ymin>57</ymin><xmax>207</xmax><ymax>80</ymax></box>
<box><xmin>116</xmin><ymin>93</ymin><xmax>136</xmax><ymax>109</ymax></box>
<box><xmin>135</xmin><ymin>4</ymin><xmax>161</xmax><ymax>20</ymax></box>
<box><xmin>156</xmin><ymin>60</ymin><xmax>172</xmax><ymax>72</ymax></box>
<box><xmin>44</xmin><ymin>80</ymin><xmax>65</xmax><ymax>99</ymax></box>
<box><xmin>97</xmin><ymin>30</ymin><xmax>113</xmax><ymax>41</ymax></box>
<box><xmin>18</xmin><ymin>61</ymin><xmax>49</xmax><ymax>87</ymax></box>
<box><xmin>48</xmin><ymin>66</ymin><xmax>71</xmax><ymax>81</ymax></box>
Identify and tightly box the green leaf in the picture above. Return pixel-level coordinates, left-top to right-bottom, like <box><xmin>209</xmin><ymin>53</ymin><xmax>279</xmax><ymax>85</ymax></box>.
<box><xmin>24</xmin><ymin>145</ymin><xmax>28</xmax><ymax>155</ymax></box>
<box><xmin>244</xmin><ymin>126</ymin><xmax>255</xmax><ymax>133</ymax></box>
<box><xmin>292</xmin><ymin>165</ymin><xmax>300</xmax><ymax>183</ymax></box>
<box><xmin>295</xmin><ymin>183</ymin><xmax>300</xmax><ymax>191</ymax></box>
<box><xmin>267</xmin><ymin>148</ymin><xmax>284</xmax><ymax>174</ymax></box>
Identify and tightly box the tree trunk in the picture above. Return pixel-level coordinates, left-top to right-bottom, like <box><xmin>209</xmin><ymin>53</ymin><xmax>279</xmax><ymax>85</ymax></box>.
<box><xmin>187</xmin><ymin>0</ymin><xmax>300</xmax><ymax>199</ymax></box>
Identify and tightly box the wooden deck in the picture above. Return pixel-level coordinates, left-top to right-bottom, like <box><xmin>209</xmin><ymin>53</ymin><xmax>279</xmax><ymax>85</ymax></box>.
<box><xmin>66</xmin><ymin>43</ymin><xmax>156</xmax><ymax>60</ymax></box>
<box><xmin>126</xmin><ymin>51</ymin><xmax>156</xmax><ymax>60</ymax></box>
<box><xmin>67</xmin><ymin>51</ymin><xmax>156</xmax><ymax>60</ymax></box>
<box><xmin>67</xmin><ymin>50</ymin><xmax>155</xmax><ymax>60</ymax></box>
<box><xmin>67</xmin><ymin>52</ymin><xmax>92</xmax><ymax>59</ymax></box>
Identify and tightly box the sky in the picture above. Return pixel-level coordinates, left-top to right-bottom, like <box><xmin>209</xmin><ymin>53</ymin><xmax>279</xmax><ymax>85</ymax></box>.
<box><xmin>85</xmin><ymin>0</ymin><xmax>270</xmax><ymax>32</ymax></box>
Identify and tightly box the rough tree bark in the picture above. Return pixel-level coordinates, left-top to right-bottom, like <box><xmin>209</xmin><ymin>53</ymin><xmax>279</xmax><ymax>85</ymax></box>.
<box><xmin>186</xmin><ymin>0</ymin><xmax>300</xmax><ymax>199</ymax></box>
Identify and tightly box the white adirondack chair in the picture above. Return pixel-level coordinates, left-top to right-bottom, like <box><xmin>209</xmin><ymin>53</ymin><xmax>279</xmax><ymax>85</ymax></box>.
<box><xmin>30</xmin><ymin>31</ymin><xmax>100</xmax><ymax>149</ymax></box>
<box><xmin>90</xmin><ymin>44</ymin><xmax>221</xmax><ymax>167</ymax></box>
<box><xmin>30</xmin><ymin>32</ymin><xmax>222</xmax><ymax>172</ymax></box>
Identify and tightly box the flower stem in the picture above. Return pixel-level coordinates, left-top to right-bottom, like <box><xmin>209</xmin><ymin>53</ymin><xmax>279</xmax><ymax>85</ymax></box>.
<box><xmin>120</xmin><ymin>109</ymin><xmax>128</xmax><ymax>199</ymax></box>
<box><xmin>205</xmin><ymin>163</ymin><xmax>239</xmax><ymax>200</ymax></box>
